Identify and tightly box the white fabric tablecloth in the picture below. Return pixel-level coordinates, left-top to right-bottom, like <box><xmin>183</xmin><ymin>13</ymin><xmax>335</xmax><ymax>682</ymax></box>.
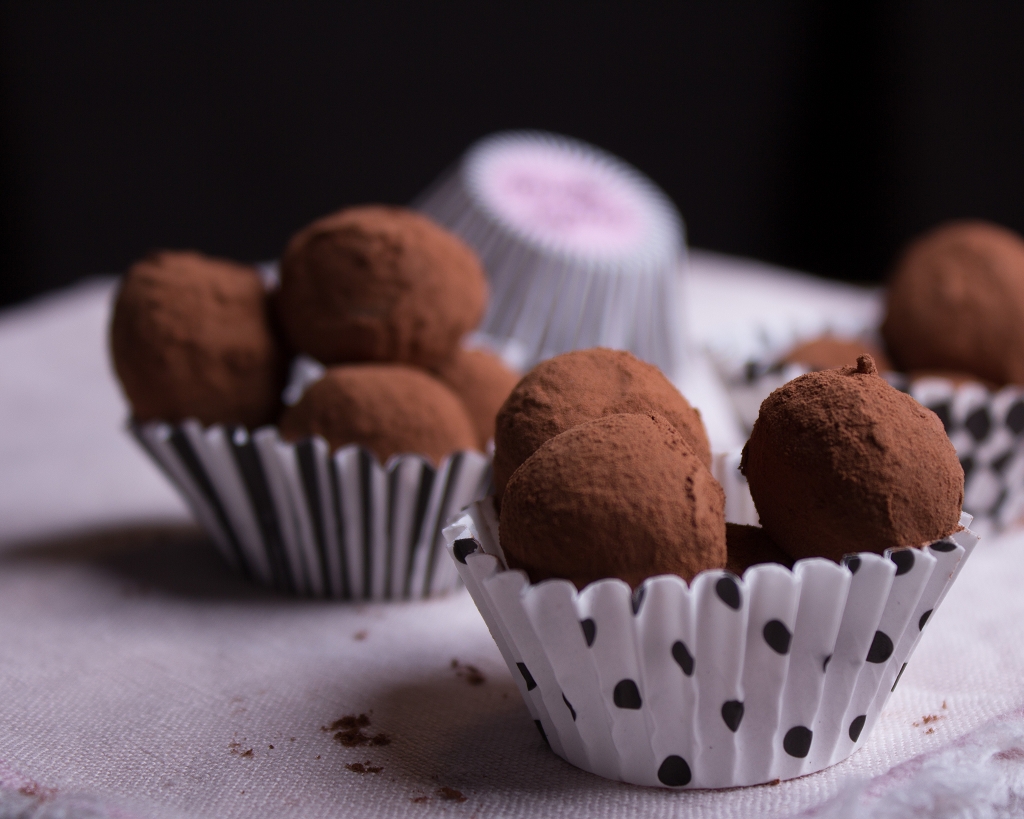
<box><xmin>2</xmin><ymin>254</ymin><xmax>1024</xmax><ymax>819</ymax></box>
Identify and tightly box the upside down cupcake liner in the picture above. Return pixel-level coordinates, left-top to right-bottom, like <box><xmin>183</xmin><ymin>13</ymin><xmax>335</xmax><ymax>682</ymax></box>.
<box><xmin>442</xmin><ymin>486</ymin><xmax>979</xmax><ymax>789</ymax></box>
<box><xmin>416</xmin><ymin>130</ymin><xmax>686</xmax><ymax>377</ymax></box>
<box><xmin>132</xmin><ymin>420</ymin><xmax>491</xmax><ymax>600</ymax></box>
<box><xmin>726</xmin><ymin>356</ymin><xmax>1024</xmax><ymax>537</ymax></box>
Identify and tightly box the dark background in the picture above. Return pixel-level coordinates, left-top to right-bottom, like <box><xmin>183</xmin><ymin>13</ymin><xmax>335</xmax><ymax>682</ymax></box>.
<box><xmin>2</xmin><ymin>2</ymin><xmax>1023</xmax><ymax>307</ymax></box>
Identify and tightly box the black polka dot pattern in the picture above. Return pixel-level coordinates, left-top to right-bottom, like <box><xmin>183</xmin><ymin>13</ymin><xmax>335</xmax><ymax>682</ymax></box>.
<box><xmin>849</xmin><ymin>714</ymin><xmax>866</xmax><ymax>742</ymax></box>
<box><xmin>843</xmin><ymin>555</ymin><xmax>861</xmax><ymax>574</ymax></box>
<box><xmin>919</xmin><ymin>609</ymin><xmax>932</xmax><ymax>630</ymax></box>
<box><xmin>721</xmin><ymin>700</ymin><xmax>744</xmax><ymax>732</ymax></box>
<box><xmin>1008</xmin><ymin>400</ymin><xmax>1024</xmax><ymax>434</ymax></box>
<box><xmin>965</xmin><ymin>406</ymin><xmax>992</xmax><ymax>441</ymax></box>
<box><xmin>992</xmin><ymin>450</ymin><xmax>1015</xmax><ymax>473</ymax></box>
<box><xmin>763</xmin><ymin>620</ymin><xmax>792</xmax><ymax>654</ymax></box>
<box><xmin>562</xmin><ymin>693</ymin><xmax>576</xmax><ymax>721</ymax></box>
<box><xmin>452</xmin><ymin>538</ymin><xmax>479</xmax><ymax>564</ymax></box>
<box><xmin>866</xmin><ymin>631</ymin><xmax>894</xmax><ymax>664</ymax></box>
<box><xmin>928</xmin><ymin>402</ymin><xmax>952</xmax><ymax>432</ymax></box>
<box><xmin>657</xmin><ymin>755</ymin><xmax>692</xmax><ymax>787</ymax></box>
<box><xmin>960</xmin><ymin>455</ymin><xmax>975</xmax><ymax>481</ymax></box>
<box><xmin>671</xmin><ymin>641</ymin><xmax>694</xmax><ymax>676</ymax></box>
<box><xmin>580</xmin><ymin>618</ymin><xmax>596</xmax><ymax>647</ymax></box>
<box><xmin>890</xmin><ymin>549</ymin><xmax>915</xmax><ymax>576</ymax></box>
<box><xmin>930</xmin><ymin>539</ymin><xmax>956</xmax><ymax>553</ymax></box>
<box><xmin>632</xmin><ymin>586</ymin><xmax>646</xmax><ymax>615</ymax></box>
<box><xmin>783</xmin><ymin>726</ymin><xmax>812</xmax><ymax>758</ymax></box>
<box><xmin>613</xmin><ymin>679</ymin><xmax>642</xmax><ymax>709</ymax></box>
<box><xmin>517</xmin><ymin>662</ymin><xmax>537</xmax><ymax>691</ymax></box>
<box><xmin>534</xmin><ymin>720</ymin><xmax>549</xmax><ymax>747</ymax></box>
<box><xmin>716</xmin><ymin>576</ymin><xmax>741</xmax><ymax>610</ymax></box>
<box><xmin>890</xmin><ymin>662</ymin><xmax>908</xmax><ymax>693</ymax></box>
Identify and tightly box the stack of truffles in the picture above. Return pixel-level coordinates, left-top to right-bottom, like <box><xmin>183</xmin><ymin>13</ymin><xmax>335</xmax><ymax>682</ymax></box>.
<box><xmin>494</xmin><ymin>349</ymin><xmax>965</xmax><ymax>587</ymax></box>
<box><xmin>111</xmin><ymin>206</ymin><xmax>520</xmax><ymax>463</ymax></box>
<box><xmin>111</xmin><ymin>206</ymin><xmax>520</xmax><ymax>600</ymax></box>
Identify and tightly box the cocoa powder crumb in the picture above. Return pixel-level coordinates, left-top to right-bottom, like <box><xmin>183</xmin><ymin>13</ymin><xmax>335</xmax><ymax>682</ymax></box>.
<box><xmin>451</xmin><ymin>659</ymin><xmax>486</xmax><ymax>685</ymax></box>
<box><xmin>437</xmin><ymin>787</ymin><xmax>467</xmax><ymax>802</ymax></box>
<box><xmin>411</xmin><ymin>796</ymin><xmax>430</xmax><ymax>803</ymax></box>
<box><xmin>346</xmin><ymin>762</ymin><xmax>383</xmax><ymax>774</ymax></box>
<box><xmin>239</xmin><ymin>749</ymin><xmax>253</xmax><ymax>758</ymax></box>
<box><xmin>328</xmin><ymin>713</ymin><xmax>391</xmax><ymax>747</ymax></box>
<box><xmin>353</xmin><ymin>631</ymin><xmax>368</xmax><ymax>641</ymax></box>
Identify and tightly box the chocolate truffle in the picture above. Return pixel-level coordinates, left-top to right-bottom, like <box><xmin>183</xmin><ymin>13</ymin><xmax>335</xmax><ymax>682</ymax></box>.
<box><xmin>780</xmin><ymin>335</ymin><xmax>891</xmax><ymax>373</ymax></box>
<box><xmin>500</xmin><ymin>413</ymin><xmax>726</xmax><ymax>590</ymax></box>
<box><xmin>725</xmin><ymin>523</ymin><xmax>793</xmax><ymax>576</ymax></box>
<box><xmin>741</xmin><ymin>356</ymin><xmax>963</xmax><ymax>563</ymax></box>
<box><xmin>276</xmin><ymin>205</ymin><xmax>489</xmax><ymax>368</ymax></box>
<box><xmin>493</xmin><ymin>348</ymin><xmax>711</xmax><ymax>497</ymax></box>
<box><xmin>431</xmin><ymin>347</ymin><xmax>520</xmax><ymax>449</ymax></box>
<box><xmin>109</xmin><ymin>250</ymin><xmax>285</xmax><ymax>427</ymax></box>
<box><xmin>278</xmin><ymin>364</ymin><xmax>477</xmax><ymax>464</ymax></box>
<box><xmin>882</xmin><ymin>220</ymin><xmax>1024</xmax><ymax>386</ymax></box>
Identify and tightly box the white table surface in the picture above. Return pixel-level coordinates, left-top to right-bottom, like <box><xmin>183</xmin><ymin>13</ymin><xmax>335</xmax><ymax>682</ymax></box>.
<box><xmin>2</xmin><ymin>253</ymin><xmax>1024</xmax><ymax>819</ymax></box>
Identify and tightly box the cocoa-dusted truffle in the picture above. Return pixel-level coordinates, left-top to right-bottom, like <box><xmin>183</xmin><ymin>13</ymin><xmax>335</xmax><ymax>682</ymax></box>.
<box><xmin>276</xmin><ymin>206</ymin><xmax>489</xmax><ymax>368</ymax></box>
<box><xmin>882</xmin><ymin>220</ymin><xmax>1024</xmax><ymax>386</ymax></box>
<box><xmin>431</xmin><ymin>348</ymin><xmax>519</xmax><ymax>449</ymax></box>
<box><xmin>493</xmin><ymin>348</ymin><xmax>711</xmax><ymax>497</ymax></box>
<box><xmin>741</xmin><ymin>356</ymin><xmax>963</xmax><ymax>563</ymax></box>
<box><xmin>780</xmin><ymin>335</ymin><xmax>891</xmax><ymax>373</ymax></box>
<box><xmin>725</xmin><ymin>523</ymin><xmax>793</xmax><ymax>576</ymax></box>
<box><xmin>110</xmin><ymin>250</ymin><xmax>285</xmax><ymax>427</ymax></box>
<box><xmin>278</xmin><ymin>364</ymin><xmax>477</xmax><ymax>464</ymax></box>
<box><xmin>500</xmin><ymin>413</ymin><xmax>726</xmax><ymax>590</ymax></box>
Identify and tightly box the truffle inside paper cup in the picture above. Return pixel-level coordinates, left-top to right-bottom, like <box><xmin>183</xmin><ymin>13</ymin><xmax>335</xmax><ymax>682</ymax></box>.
<box><xmin>741</xmin><ymin>356</ymin><xmax>964</xmax><ymax>563</ymax></box>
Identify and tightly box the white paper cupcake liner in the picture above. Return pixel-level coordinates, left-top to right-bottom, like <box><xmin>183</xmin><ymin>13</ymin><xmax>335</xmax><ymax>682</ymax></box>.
<box><xmin>415</xmin><ymin>130</ymin><xmax>686</xmax><ymax>376</ymax></box>
<box><xmin>442</xmin><ymin>484</ymin><xmax>978</xmax><ymax>789</ymax></box>
<box><xmin>725</xmin><ymin>356</ymin><xmax>1024</xmax><ymax>536</ymax></box>
<box><xmin>131</xmin><ymin>420</ymin><xmax>491</xmax><ymax>600</ymax></box>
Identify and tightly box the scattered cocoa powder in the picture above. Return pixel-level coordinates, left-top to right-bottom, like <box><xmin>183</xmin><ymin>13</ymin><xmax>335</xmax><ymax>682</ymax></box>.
<box><xmin>328</xmin><ymin>713</ymin><xmax>391</xmax><ymax>747</ymax></box>
<box><xmin>346</xmin><ymin>761</ymin><xmax>383</xmax><ymax>774</ymax></box>
<box><xmin>741</xmin><ymin>356</ymin><xmax>964</xmax><ymax>562</ymax></box>
<box><xmin>437</xmin><ymin>787</ymin><xmax>467</xmax><ymax>802</ymax></box>
<box><xmin>451</xmin><ymin>659</ymin><xmax>486</xmax><ymax>685</ymax></box>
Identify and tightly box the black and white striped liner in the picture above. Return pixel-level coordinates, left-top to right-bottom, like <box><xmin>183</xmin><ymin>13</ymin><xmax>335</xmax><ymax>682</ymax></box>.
<box><xmin>727</xmin><ymin>360</ymin><xmax>1024</xmax><ymax>536</ymax></box>
<box><xmin>416</xmin><ymin>131</ymin><xmax>686</xmax><ymax>376</ymax></box>
<box><xmin>132</xmin><ymin>420</ymin><xmax>491</xmax><ymax>600</ymax></box>
<box><xmin>443</xmin><ymin>497</ymin><xmax>978</xmax><ymax>788</ymax></box>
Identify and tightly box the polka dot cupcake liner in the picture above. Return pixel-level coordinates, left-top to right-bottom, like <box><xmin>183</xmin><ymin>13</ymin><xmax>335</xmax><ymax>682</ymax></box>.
<box><xmin>416</xmin><ymin>130</ymin><xmax>686</xmax><ymax>377</ymax></box>
<box><xmin>727</xmin><ymin>359</ymin><xmax>1024</xmax><ymax>537</ymax></box>
<box><xmin>132</xmin><ymin>420</ymin><xmax>491</xmax><ymax>600</ymax></box>
<box><xmin>442</xmin><ymin>484</ymin><xmax>979</xmax><ymax>788</ymax></box>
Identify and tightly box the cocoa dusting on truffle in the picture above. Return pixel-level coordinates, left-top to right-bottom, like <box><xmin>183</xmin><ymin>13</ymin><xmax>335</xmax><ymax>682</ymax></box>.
<box><xmin>493</xmin><ymin>348</ymin><xmax>711</xmax><ymax>497</ymax></box>
<box><xmin>432</xmin><ymin>348</ymin><xmax>520</xmax><ymax>448</ymax></box>
<box><xmin>276</xmin><ymin>205</ymin><xmax>488</xmax><ymax>368</ymax></box>
<box><xmin>500</xmin><ymin>413</ymin><xmax>726</xmax><ymax>590</ymax></box>
<box><xmin>741</xmin><ymin>355</ymin><xmax>964</xmax><ymax>563</ymax></box>
<box><xmin>883</xmin><ymin>220</ymin><xmax>1024</xmax><ymax>386</ymax></box>
<box><xmin>725</xmin><ymin>523</ymin><xmax>793</xmax><ymax>576</ymax></box>
<box><xmin>278</xmin><ymin>364</ymin><xmax>477</xmax><ymax>464</ymax></box>
<box><xmin>327</xmin><ymin>714</ymin><xmax>392</xmax><ymax>747</ymax></box>
<box><xmin>780</xmin><ymin>335</ymin><xmax>891</xmax><ymax>374</ymax></box>
<box><xmin>110</xmin><ymin>250</ymin><xmax>286</xmax><ymax>427</ymax></box>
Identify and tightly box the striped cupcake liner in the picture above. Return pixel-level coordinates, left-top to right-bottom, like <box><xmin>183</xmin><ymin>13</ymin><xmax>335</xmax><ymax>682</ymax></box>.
<box><xmin>132</xmin><ymin>420</ymin><xmax>491</xmax><ymax>600</ymax></box>
<box><xmin>727</xmin><ymin>360</ymin><xmax>1024</xmax><ymax>537</ymax></box>
<box><xmin>416</xmin><ymin>130</ymin><xmax>686</xmax><ymax>376</ymax></box>
<box><xmin>442</xmin><ymin>479</ymin><xmax>978</xmax><ymax>788</ymax></box>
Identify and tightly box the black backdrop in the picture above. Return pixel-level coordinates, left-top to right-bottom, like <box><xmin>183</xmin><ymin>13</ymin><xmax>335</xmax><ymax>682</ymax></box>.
<box><xmin>2</xmin><ymin>2</ymin><xmax>1023</xmax><ymax>306</ymax></box>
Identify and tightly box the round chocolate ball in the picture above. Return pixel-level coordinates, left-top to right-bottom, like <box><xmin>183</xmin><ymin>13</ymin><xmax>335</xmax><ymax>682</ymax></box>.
<box><xmin>278</xmin><ymin>364</ymin><xmax>477</xmax><ymax>464</ymax></box>
<box><xmin>725</xmin><ymin>523</ymin><xmax>793</xmax><ymax>576</ymax></box>
<box><xmin>276</xmin><ymin>206</ymin><xmax>489</xmax><ymax>368</ymax></box>
<box><xmin>741</xmin><ymin>356</ymin><xmax>963</xmax><ymax>563</ymax></box>
<box><xmin>109</xmin><ymin>250</ymin><xmax>285</xmax><ymax>428</ymax></box>
<box><xmin>431</xmin><ymin>347</ymin><xmax>520</xmax><ymax>449</ymax></box>
<box><xmin>493</xmin><ymin>348</ymin><xmax>711</xmax><ymax>497</ymax></box>
<box><xmin>500</xmin><ymin>412</ymin><xmax>727</xmax><ymax>590</ymax></box>
<box><xmin>780</xmin><ymin>335</ymin><xmax>891</xmax><ymax>374</ymax></box>
<box><xmin>882</xmin><ymin>220</ymin><xmax>1024</xmax><ymax>386</ymax></box>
